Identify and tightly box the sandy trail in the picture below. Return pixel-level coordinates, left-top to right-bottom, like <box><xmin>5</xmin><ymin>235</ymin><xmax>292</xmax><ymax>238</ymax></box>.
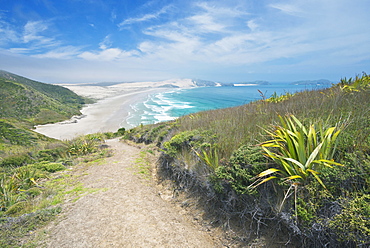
<box><xmin>44</xmin><ymin>139</ymin><xmax>219</xmax><ymax>247</ymax></box>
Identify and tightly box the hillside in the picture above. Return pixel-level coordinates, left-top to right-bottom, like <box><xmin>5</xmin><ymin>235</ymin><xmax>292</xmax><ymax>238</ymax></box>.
<box><xmin>0</xmin><ymin>70</ymin><xmax>92</xmax><ymax>157</ymax></box>
<box><xmin>0</xmin><ymin>70</ymin><xmax>89</xmax><ymax>125</ymax></box>
<box><xmin>124</xmin><ymin>73</ymin><xmax>370</xmax><ymax>247</ymax></box>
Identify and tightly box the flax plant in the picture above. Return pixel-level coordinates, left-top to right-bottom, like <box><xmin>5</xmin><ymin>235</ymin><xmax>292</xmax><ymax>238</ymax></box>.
<box><xmin>250</xmin><ymin>115</ymin><xmax>344</xmax><ymax>190</ymax></box>
<box><xmin>339</xmin><ymin>72</ymin><xmax>370</xmax><ymax>93</ymax></box>
<box><xmin>193</xmin><ymin>147</ymin><xmax>219</xmax><ymax>172</ymax></box>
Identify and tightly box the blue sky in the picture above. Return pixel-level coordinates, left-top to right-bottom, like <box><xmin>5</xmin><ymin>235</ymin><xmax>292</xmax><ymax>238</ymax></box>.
<box><xmin>0</xmin><ymin>0</ymin><xmax>369</xmax><ymax>83</ymax></box>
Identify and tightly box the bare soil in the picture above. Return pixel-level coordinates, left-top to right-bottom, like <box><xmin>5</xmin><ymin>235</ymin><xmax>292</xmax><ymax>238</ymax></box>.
<box><xmin>42</xmin><ymin>138</ymin><xmax>223</xmax><ymax>247</ymax></box>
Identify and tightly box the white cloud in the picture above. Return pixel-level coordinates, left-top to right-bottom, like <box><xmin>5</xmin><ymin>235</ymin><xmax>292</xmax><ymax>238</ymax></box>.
<box><xmin>269</xmin><ymin>3</ymin><xmax>303</xmax><ymax>17</ymax></box>
<box><xmin>110</xmin><ymin>10</ymin><xmax>117</xmax><ymax>21</ymax></box>
<box><xmin>0</xmin><ymin>20</ymin><xmax>19</xmax><ymax>45</ymax></box>
<box><xmin>186</xmin><ymin>2</ymin><xmax>249</xmax><ymax>34</ymax></box>
<box><xmin>32</xmin><ymin>46</ymin><xmax>82</xmax><ymax>59</ymax></box>
<box><xmin>9</xmin><ymin>48</ymin><xmax>32</xmax><ymax>53</ymax></box>
<box><xmin>99</xmin><ymin>35</ymin><xmax>112</xmax><ymax>50</ymax></box>
<box><xmin>78</xmin><ymin>47</ymin><xmax>139</xmax><ymax>61</ymax></box>
<box><xmin>194</xmin><ymin>2</ymin><xmax>249</xmax><ymax>18</ymax></box>
<box><xmin>187</xmin><ymin>13</ymin><xmax>226</xmax><ymax>33</ymax></box>
<box><xmin>246</xmin><ymin>20</ymin><xmax>258</xmax><ymax>31</ymax></box>
<box><xmin>23</xmin><ymin>21</ymin><xmax>49</xmax><ymax>43</ymax></box>
<box><xmin>118</xmin><ymin>5</ymin><xmax>172</xmax><ymax>28</ymax></box>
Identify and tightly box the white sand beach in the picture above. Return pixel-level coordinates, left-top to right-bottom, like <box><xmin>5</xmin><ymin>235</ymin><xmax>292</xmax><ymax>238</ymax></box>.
<box><xmin>34</xmin><ymin>79</ymin><xmax>196</xmax><ymax>140</ymax></box>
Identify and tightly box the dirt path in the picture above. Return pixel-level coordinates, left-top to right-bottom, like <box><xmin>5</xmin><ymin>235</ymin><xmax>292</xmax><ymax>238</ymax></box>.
<box><xmin>44</xmin><ymin>138</ymin><xmax>220</xmax><ymax>247</ymax></box>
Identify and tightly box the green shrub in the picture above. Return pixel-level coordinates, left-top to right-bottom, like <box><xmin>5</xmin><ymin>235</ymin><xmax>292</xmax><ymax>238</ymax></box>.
<box><xmin>25</xmin><ymin>187</ymin><xmax>42</xmax><ymax>197</ymax></box>
<box><xmin>0</xmin><ymin>154</ymin><xmax>33</xmax><ymax>167</ymax></box>
<box><xmin>296</xmin><ymin>198</ymin><xmax>315</xmax><ymax>224</ymax></box>
<box><xmin>318</xmin><ymin>151</ymin><xmax>370</xmax><ymax>196</ymax></box>
<box><xmin>115</xmin><ymin>127</ymin><xmax>126</xmax><ymax>136</ymax></box>
<box><xmin>32</xmin><ymin>161</ymin><xmax>66</xmax><ymax>173</ymax></box>
<box><xmin>103</xmin><ymin>132</ymin><xmax>115</xmax><ymax>139</ymax></box>
<box><xmin>0</xmin><ymin>175</ymin><xmax>22</xmax><ymax>210</ymax></box>
<box><xmin>5</xmin><ymin>201</ymin><xmax>27</xmax><ymax>215</ymax></box>
<box><xmin>123</xmin><ymin>123</ymin><xmax>174</xmax><ymax>145</ymax></box>
<box><xmin>163</xmin><ymin>130</ymin><xmax>217</xmax><ymax>157</ymax></box>
<box><xmin>68</xmin><ymin>139</ymin><xmax>97</xmax><ymax>156</ymax></box>
<box><xmin>37</xmin><ymin>146</ymin><xmax>68</xmax><ymax>162</ymax></box>
<box><xmin>264</xmin><ymin>91</ymin><xmax>295</xmax><ymax>103</ymax></box>
<box><xmin>1</xmin><ymin>165</ymin><xmax>46</xmax><ymax>212</ymax></box>
<box><xmin>212</xmin><ymin>145</ymin><xmax>267</xmax><ymax>194</ymax></box>
<box><xmin>13</xmin><ymin>166</ymin><xmax>44</xmax><ymax>190</ymax></box>
<box><xmin>329</xmin><ymin>194</ymin><xmax>370</xmax><ymax>244</ymax></box>
<box><xmin>85</xmin><ymin>133</ymin><xmax>105</xmax><ymax>142</ymax></box>
<box><xmin>339</xmin><ymin>72</ymin><xmax>370</xmax><ymax>93</ymax></box>
<box><xmin>158</xmin><ymin>130</ymin><xmax>168</xmax><ymax>142</ymax></box>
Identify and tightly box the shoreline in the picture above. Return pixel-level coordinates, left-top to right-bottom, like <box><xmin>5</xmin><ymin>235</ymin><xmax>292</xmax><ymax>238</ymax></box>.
<box><xmin>34</xmin><ymin>87</ymin><xmax>170</xmax><ymax>140</ymax></box>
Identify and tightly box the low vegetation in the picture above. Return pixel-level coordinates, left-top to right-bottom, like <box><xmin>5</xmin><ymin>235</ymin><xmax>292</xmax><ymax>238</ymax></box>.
<box><xmin>0</xmin><ymin>131</ymin><xmax>126</xmax><ymax>247</ymax></box>
<box><xmin>124</xmin><ymin>73</ymin><xmax>370</xmax><ymax>247</ymax></box>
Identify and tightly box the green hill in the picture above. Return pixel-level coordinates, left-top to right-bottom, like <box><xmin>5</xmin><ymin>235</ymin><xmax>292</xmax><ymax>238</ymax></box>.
<box><xmin>0</xmin><ymin>70</ymin><xmax>89</xmax><ymax>125</ymax></box>
<box><xmin>0</xmin><ymin>70</ymin><xmax>92</xmax><ymax>156</ymax></box>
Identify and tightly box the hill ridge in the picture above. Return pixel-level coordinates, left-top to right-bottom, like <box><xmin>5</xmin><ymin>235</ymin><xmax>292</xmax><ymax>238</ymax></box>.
<box><xmin>0</xmin><ymin>70</ymin><xmax>88</xmax><ymax>125</ymax></box>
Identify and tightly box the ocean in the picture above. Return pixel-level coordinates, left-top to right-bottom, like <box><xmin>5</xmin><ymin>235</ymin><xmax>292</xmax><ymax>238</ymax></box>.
<box><xmin>125</xmin><ymin>83</ymin><xmax>330</xmax><ymax>127</ymax></box>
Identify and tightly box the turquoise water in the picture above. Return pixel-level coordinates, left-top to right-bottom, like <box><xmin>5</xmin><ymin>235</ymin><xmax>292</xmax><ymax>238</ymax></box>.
<box><xmin>125</xmin><ymin>83</ymin><xmax>329</xmax><ymax>127</ymax></box>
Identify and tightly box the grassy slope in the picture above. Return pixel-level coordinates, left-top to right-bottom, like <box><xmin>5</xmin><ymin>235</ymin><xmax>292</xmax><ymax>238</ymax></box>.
<box><xmin>125</xmin><ymin>77</ymin><xmax>370</xmax><ymax>247</ymax></box>
<box><xmin>0</xmin><ymin>70</ymin><xmax>91</xmax><ymax>156</ymax></box>
<box><xmin>0</xmin><ymin>70</ymin><xmax>88</xmax><ymax>125</ymax></box>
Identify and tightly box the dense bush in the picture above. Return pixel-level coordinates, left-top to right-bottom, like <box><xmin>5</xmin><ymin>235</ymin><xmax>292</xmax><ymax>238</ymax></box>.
<box><xmin>329</xmin><ymin>194</ymin><xmax>370</xmax><ymax>244</ymax></box>
<box><xmin>212</xmin><ymin>145</ymin><xmax>267</xmax><ymax>194</ymax></box>
<box><xmin>162</xmin><ymin>129</ymin><xmax>217</xmax><ymax>157</ymax></box>
<box><xmin>31</xmin><ymin>161</ymin><xmax>66</xmax><ymax>173</ymax></box>
<box><xmin>0</xmin><ymin>154</ymin><xmax>34</xmax><ymax>167</ymax></box>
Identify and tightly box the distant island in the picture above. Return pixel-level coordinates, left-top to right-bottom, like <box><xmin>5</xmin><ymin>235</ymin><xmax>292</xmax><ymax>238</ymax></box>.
<box><xmin>291</xmin><ymin>79</ymin><xmax>332</xmax><ymax>85</ymax></box>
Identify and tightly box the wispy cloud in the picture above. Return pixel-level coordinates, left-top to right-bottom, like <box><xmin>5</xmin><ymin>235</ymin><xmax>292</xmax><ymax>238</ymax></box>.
<box><xmin>3</xmin><ymin>20</ymin><xmax>61</xmax><ymax>54</ymax></box>
<box><xmin>23</xmin><ymin>21</ymin><xmax>48</xmax><ymax>43</ymax></box>
<box><xmin>79</xmin><ymin>47</ymin><xmax>139</xmax><ymax>61</ymax></box>
<box><xmin>33</xmin><ymin>46</ymin><xmax>82</xmax><ymax>59</ymax></box>
<box><xmin>118</xmin><ymin>5</ymin><xmax>172</xmax><ymax>28</ymax></box>
<box><xmin>269</xmin><ymin>3</ymin><xmax>304</xmax><ymax>17</ymax></box>
<box><xmin>0</xmin><ymin>16</ymin><xmax>20</xmax><ymax>45</ymax></box>
<box><xmin>0</xmin><ymin>27</ymin><xmax>19</xmax><ymax>45</ymax></box>
<box><xmin>99</xmin><ymin>35</ymin><xmax>112</xmax><ymax>50</ymax></box>
<box><xmin>22</xmin><ymin>20</ymin><xmax>59</xmax><ymax>48</ymax></box>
